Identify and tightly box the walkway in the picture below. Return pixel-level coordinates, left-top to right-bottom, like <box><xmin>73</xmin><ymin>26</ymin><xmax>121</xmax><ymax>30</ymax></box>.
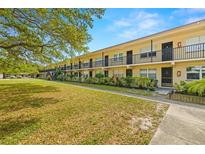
<box><xmin>150</xmin><ymin>104</ymin><xmax>205</xmax><ymax>144</ymax></box>
<box><xmin>69</xmin><ymin>84</ymin><xmax>205</xmax><ymax>144</ymax></box>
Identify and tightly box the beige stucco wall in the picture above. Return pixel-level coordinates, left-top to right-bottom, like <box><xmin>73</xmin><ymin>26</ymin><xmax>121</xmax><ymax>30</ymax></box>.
<box><xmin>173</xmin><ymin>60</ymin><xmax>205</xmax><ymax>85</ymax></box>
<box><xmin>64</xmin><ymin>21</ymin><xmax>205</xmax><ymax>66</ymax></box>
<box><xmin>55</xmin><ymin>20</ymin><xmax>205</xmax><ymax>87</ymax></box>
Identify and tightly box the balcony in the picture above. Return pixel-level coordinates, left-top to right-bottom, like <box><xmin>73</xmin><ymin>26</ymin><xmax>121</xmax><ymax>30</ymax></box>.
<box><xmin>106</xmin><ymin>43</ymin><xmax>205</xmax><ymax>67</ymax></box>
<box><xmin>93</xmin><ymin>60</ymin><xmax>103</xmax><ymax>67</ymax></box>
<box><xmin>66</xmin><ymin>66</ymin><xmax>71</xmax><ymax>70</ymax></box>
<box><xmin>41</xmin><ymin>43</ymin><xmax>205</xmax><ymax>72</ymax></box>
<box><xmin>82</xmin><ymin>62</ymin><xmax>90</xmax><ymax>69</ymax></box>
<box><xmin>70</xmin><ymin>43</ymin><xmax>205</xmax><ymax>70</ymax></box>
<box><xmin>73</xmin><ymin>64</ymin><xmax>79</xmax><ymax>70</ymax></box>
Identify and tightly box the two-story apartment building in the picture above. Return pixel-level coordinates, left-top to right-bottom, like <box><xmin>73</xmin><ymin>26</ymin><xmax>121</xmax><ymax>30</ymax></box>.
<box><xmin>42</xmin><ymin>19</ymin><xmax>205</xmax><ymax>87</ymax></box>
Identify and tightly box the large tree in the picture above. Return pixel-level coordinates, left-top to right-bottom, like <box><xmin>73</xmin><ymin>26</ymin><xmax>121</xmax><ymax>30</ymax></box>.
<box><xmin>0</xmin><ymin>8</ymin><xmax>105</xmax><ymax>74</ymax></box>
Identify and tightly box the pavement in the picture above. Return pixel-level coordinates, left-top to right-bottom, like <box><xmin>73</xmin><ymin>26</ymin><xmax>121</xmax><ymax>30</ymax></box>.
<box><xmin>66</xmin><ymin>83</ymin><xmax>205</xmax><ymax>145</ymax></box>
<box><xmin>150</xmin><ymin>104</ymin><xmax>205</xmax><ymax>144</ymax></box>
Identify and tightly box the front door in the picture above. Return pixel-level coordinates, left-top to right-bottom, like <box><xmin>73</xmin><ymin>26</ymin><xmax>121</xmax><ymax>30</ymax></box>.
<box><xmin>126</xmin><ymin>69</ymin><xmax>132</xmax><ymax>77</ymax></box>
<box><xmin>79</xmin><ymin>61</ymin><xmax>81</xmax><ymax>69</ymax></box>
<box><xmin>104</xmin><ymin>55</ymin><xmax>109</xmax><ymax>67</ymax></box>
<box><xmin>126</xmin><ymin>50</ymin><xmax>133</xmax><ymax>64</ymax></box>
<box><xmin>161</xmin><ymin>67</ymin><xmax>173</xmax><ymax>87</ymax></box>
<box><xmin>89</xmin><ymin>59</ymin><xmax>93</xmax><ymax>68</ymax></box>
<box><xmin>162</xmin><ymin>42</ymin><xmax>173</xmax><ymax>61</ymax></box>
<box><xmin>89</xmin><ymin>71</ymin><xmax>92</xmax><ymax>78</ymax></box>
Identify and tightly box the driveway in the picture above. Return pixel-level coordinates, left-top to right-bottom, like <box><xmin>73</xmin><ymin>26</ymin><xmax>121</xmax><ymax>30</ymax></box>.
<box><xmin>150</xmin><ymin>104</ymin><xmax>205</xmax><ymax>144</ymax></box>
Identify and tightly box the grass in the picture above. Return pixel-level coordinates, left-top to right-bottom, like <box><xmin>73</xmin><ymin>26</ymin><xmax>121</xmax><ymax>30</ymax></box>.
<box><xmin>64</xmin><ymin>81</ymin><xmax>153</xmax><ymax>96</ymax></box>
<box><xmin>0</xmin><ymin>79</ymin><xmax>168</xmax><ymax>144</ymax></box>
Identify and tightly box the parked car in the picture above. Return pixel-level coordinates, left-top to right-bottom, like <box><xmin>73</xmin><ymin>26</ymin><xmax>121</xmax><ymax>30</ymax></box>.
<box><xmin>9</xmin><ymin>75</ymin><xmax>16</xmax><ymax>79</ymax></box>
<box><xmin>16</xmin><ymin>75</ymin><xmax>22</xmax><ymax>78</ymax></box>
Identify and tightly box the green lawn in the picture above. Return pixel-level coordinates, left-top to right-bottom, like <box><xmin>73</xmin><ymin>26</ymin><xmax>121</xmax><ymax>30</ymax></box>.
<box><xmin>0</xmin><ymin>79</ymin><xmax>168</xmax><ymax>144</ymax></box>
<box><xmin>64</xmin><ymin>81</ymin><xmax>153</xmax><ymax>96</ymax></box>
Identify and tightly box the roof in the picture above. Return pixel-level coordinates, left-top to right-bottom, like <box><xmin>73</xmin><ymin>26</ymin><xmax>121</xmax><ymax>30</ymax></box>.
<box><xmin>78</xmin><ymin>19</ymin><xmax>205</xmax><ymax>58</ymax></box>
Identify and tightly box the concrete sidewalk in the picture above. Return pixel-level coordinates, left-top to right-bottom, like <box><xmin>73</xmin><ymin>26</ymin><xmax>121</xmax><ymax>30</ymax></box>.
<box><xmin>150</xmin><ymin>104</ymin><xmax>205</xmax><ymax>144</ymax></box>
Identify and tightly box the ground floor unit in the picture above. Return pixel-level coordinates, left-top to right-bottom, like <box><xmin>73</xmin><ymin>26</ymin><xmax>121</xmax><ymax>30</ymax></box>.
<box><xmin>59</xmin><ymin>59</ymin><xmax>204</xmax><ymax>87</ymax></box>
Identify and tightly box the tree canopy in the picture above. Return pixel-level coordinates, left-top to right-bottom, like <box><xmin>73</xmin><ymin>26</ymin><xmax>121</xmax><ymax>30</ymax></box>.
<box><xmin>0</xmin><ymin>8</ymin><xmax>105</xmax><ymax>74</ymax></box>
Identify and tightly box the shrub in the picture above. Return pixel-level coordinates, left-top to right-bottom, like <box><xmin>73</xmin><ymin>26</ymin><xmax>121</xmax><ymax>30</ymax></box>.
<box><xmin>174</xmin><ymin>79</ymin><xmax>205</xmax><ymax>97</ymax></box>
<box><xmin>56</xmin><ymin>74</ymin><xmax>64</xmax><ymax>81</ymax></box>
<box><xmin>108</xmin><ymin>77</ymin><xmax>116</xmax><ymax>86</ymax></box>
<box><xmin>95</xmin><ymin>72</ymin><xmax>104</xmax><ymax>78</ymax></box>
<box><xmin>64</xmin><ymin>74</ymin><xmax>72</xmax><ymax>81</ymax></box>
<box><xmin>84</xmin><ymin>77</ymin><xmax>92</xmax><ymax>83</ymax></box>
<box><xmin>186</xmin><ymin>79</ymin><xmax>205</xmax><ymax>96</ymax></box>
<box><xmin>118</xmin><ymin>77</ymin><xmax>128</xmax><ymax>87</ymax></box>
<box><xmin>174</xmin><ymin>81</ymin><xmax>187</xmax><ymax>93</ymax></box>
<box><xmin>98</xmin><ymin>78</ymin><xmax>106</xmax><ymax>84</ymax></box>
<box><xmin>103</xmin><ymin>77</ymin><xmax>112</xmax><ymax>85</ymax></box>
<box><xmin>47</xmin><ymin>74</ymin><xmax>52</xmax><ymax>80</ymax></box>
<box><xmin>131</xmin><ymin>77</ymin><xmax>149</xmax><ymax>89</ymax></box>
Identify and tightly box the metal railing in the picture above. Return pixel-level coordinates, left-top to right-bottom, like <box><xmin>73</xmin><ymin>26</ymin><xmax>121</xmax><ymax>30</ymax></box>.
<box><xmin>73</xmin><ymin>64</ymin><xmax>79</xmax><ymax>70</ymax></box>
<box><xmin>42</xmin><ymin>43</ymin><xmax>205</xmax><ymax>72</ymax></box>
<box><xmin>82</xmin><ymin>62</ymin><xmax>89</xmax><ymax>69</ymax></box>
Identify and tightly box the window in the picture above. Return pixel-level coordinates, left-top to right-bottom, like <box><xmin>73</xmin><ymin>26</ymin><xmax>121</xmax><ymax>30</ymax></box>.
<box><xmin>140</xmin><ymin>53</ymin><xmax>148</xmax><ymax>58</ymax></box>
<box><xmin>119</xmin><ymin>53</ymin><xmax>123</xmax><ymax>61</ymax></box>
<box><xmin>113</xmin><ymin>70</ymin><xmax>124</xmax><ymax>77</ymax></box>
<box><xmin>148</xmin><ymin>51</ymin><xmax>156</xmax><ymax>57</ymax></box>
<box><xmin>148</xmin><ymin>69</ymin><xmax>156</xmax><ymax>79</ymax></box>
<box><xmin>202</xmin><ymin>66</ymin><xmax>205</xmax><ymax>79</ymax></box>
<box><xmin>113</xmin><ymin>53</ymin><xmax>123</xmax><ymax>61</ymax></box>
<box><xmin>185</xmin><ymin>35</ymin><xmax>205</xmax><ymax>52</ymax></box>
<box><xmin>83</xmin><ymin>61</ymin><xmax>89</xmax><ymax>67</ymax></box>
<box><xmin>95</xmin><ymin>57</ymin><xmax>102</xmax><ymax>66</ymax></box>
<box><xmin>126</xmin><ymin>69</ymin><xmax>132</xmax><ymax>77</ymax></box>
<box><xmin>186</xmin><ymin>37</ymin><xmax>199</xmax><ymax>46</ymax></box>
<box><xmin>104</xmin><ymin>70</ymin><xmax>109</xmax><ymax>77</ymax></box>
<box><xmin>187</xmin><ymin>66</ymin><xmax>205</xmax><ymax>80</ymax></box>
<box><xmin>140</xmin><ymin>45</ymin><xmax>157</xmax><ymax>58</ymax></box>
<box><xmin>140</xmin><ymin>69</ymin><xmax>147</xmax><ymax>77</ymax></box>
<box><xmin>140</xmin><ymin>69</ymin><xmax>157</xmax><ymax>79</ymax></box>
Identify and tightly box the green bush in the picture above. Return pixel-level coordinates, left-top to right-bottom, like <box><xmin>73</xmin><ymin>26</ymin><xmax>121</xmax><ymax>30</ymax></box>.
<box><xmin>174</xmin><ymin>81</ymin><xmax>187</xmax><ymax>93</ymax></box>
<box><xmin>95</xmin><ymin>72</ymin><xmax>104</xmax><ymax>78</ymax></box>
<box><xmin>103</xmin><ymin>77</ymin><xmax>112</xmax><ymax>85</ymax></box>
<box><xmin>148</xmin><ymin>79</ymin><xmax>157</xmax><ymax>91</ymax></box>
<box><xmin>174</xmin><ymin>79</ymin><xmax>205</xmax><ymax>97</ymax></box>
<box><xmin>60</xmin><ymin>75</ymin><xmax>158</xmax><ymax>90</ymax></box>
<box><xmin>131</xmin><ymin>77</ymin><xmax>149</xmax><ymax>89</ymax></box>
<box><xmin>56</xmin><ymin>74</ymin><xmax>64</xmax><ymax>81</ymax></box>
<box><xmin>186</xmin><ymin>79</ymin><xmax>205</xmax><ymax>96</ymax></box>
<box><xmin>124</xmin><ymin>77</ymin><xmax>134</xmax><ymax>87</ymax></box>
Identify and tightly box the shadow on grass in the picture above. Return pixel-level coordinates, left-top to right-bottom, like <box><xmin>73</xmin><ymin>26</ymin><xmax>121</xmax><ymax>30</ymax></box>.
<box><xmin>0</xmin><ymin>117</ymin><xmax>39</xmax><ymax>141</ymax></box>
<box><xmin>0</xmin><ymin>83</ymin><xmax>60</xmax><ymax>112</ymax></box>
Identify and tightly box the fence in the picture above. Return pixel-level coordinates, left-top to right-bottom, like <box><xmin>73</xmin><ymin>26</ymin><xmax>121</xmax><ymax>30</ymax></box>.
<box><xmin>169</xmin><ymin>93</ymin><xmax>205</xmax><ymax>105</ymax></box>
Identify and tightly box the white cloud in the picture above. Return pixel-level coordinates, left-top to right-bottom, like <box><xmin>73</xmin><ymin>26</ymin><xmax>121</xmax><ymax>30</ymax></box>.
<box><xmin>112</xmin><ymin>10</ymin><xmax>163</xmax><ymax>39</ymax></box>
<box><xmin>114</xmin><ymin>19</ymin><xmax>131</xmax><ymax>27</ymax></box>
<box><xmin>138</xmin><ymin>19</ymin><xmax>159</xmax><ymax>30</ymax></box>
<box><xmin>171</xmin><ymin>8</ymin><xmax>205</xmax><ymax>24</ymax></box>
<box><xmin>118</xmin><ymin>29</ymin><xmax>137</xmax><ymax>39</ymax></box>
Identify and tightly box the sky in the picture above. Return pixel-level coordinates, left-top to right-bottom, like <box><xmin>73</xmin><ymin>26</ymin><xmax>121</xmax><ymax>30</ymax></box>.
<box><xmin>87</xmin><ymin>8</ymin><xmax>205</xmax><ymax>52</ymax></box>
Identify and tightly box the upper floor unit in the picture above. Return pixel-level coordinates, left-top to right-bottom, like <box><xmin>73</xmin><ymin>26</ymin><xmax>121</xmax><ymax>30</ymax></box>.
<box><xmin>43</xmin><ymin>20</ymin><xmax>205</xmax><ymax>72</ymax></box>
